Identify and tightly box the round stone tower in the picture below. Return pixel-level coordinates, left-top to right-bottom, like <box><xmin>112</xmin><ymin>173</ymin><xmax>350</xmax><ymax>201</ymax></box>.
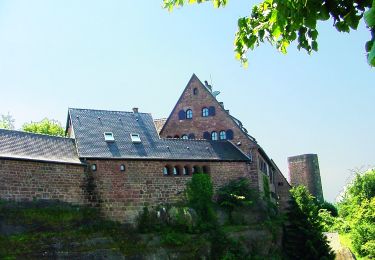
<box><xmin>288</xmin><ymin>154</ymin><xmax>324</xmax><ymax>202</ymax></box>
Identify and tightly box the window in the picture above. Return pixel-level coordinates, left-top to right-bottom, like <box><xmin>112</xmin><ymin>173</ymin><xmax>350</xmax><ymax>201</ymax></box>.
<box><xmin>91</xmin><ymin>164</ymin><xmax>97</xmax><ymax>171</ymax></box>
<box><xmin>219</xmin><ymin>130</ymin><xmax>226</xmax><ymax>140</ymax></box>
<box><xmin>163</xmin><ymin>166</ymin><xmax>169</xmax><ymax>176</ymax></box>
<box><xmin>104</xmin><ymin>132</ymin><xmax>115</xmax><ymax>142</ymax></box>
<box><xmin>202</xmin><ymin>166</ymin><xmax>210</xmax><ymax>174</ymax></box>
<box><xmin>181</xmin><ymin>135</ymin><xmax>188</xmax><ymax>140</ymax></box>
<box><xmin>183</xmin><ymin>166</ymin><xmax>189</xmax><ymax>175</ymax></box>
<box><xmin>130</xmin><ymin>133</ymin><xmax>141</xmax><ymax>143</ymax></box>
<box><xmin>188</xmin><ymin>133</ymin><xmax>195</xmax><ymax>139</ymax></box>
<box><xmin>193</xmin><ymin>88</ymin><xmax>198</xmax><ymax>95</ymax></box>
<box><xmin>211</xmin><ymin>131</ymin><xmax>218</xmax><ymax>140</ymax></box>
<box><xmin>173</xmin><ymin>166</ymin><xmax>179</xmax><ymax>175</ymax></box>
<box><xmin>174</xmin><ymin>135</ymin><xmax>180</xmax><ymax>138</ymax></box>
<box><xmin>120</xmin><ymin>164</ymin><xmax>126</xmax><ymax>172</ymax></box>
<box><xmin>202</xmin><ymin>107</ymin><xmax>209</xmax><ymax>117</ymax></box>
<box><xmin>278</xmin><ymin>182</ymin><xmax>284</xmax><ymax>186</ymax></box>
<box><xmin>226</xmin><ymin>129</ymin><xmax>234</xmax><ymax>140</ymax></box>
<box><xmin>178</xmin><ymin>110</ymin><xmax>186</xmax><ymax>120</ymax></box>
<box><xmin>203</xmin><ymin>131</ymin><xmax>210</xmax><ymax>140</ymax></box>
<box><xmin>208</xmin><ymin>106</ymin><xmax>216</xmax><ymax>116</ymax></box>
<box><xmin>186</xmin><ymin>109</ymin><xmax>193</xmax><ymax>119</ymax></box>
<box><xmin>192</xmin><ymin>166</ymin><xmax>200</xmax><ymax>174</ymax></box>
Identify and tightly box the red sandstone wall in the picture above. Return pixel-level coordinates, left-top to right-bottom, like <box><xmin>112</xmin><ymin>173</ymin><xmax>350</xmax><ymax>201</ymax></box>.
<box><xmin>0</xmin><ymin>159</ymin><xmax>86</xmax><ymax>204</ymax></box>
<box><xmin>87</xmin><ymin>159</ymin><xmax>256</xmax><ymax>223</ymax></box>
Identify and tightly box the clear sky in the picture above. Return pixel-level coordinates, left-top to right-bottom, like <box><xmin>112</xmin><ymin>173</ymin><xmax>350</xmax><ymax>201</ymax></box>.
<box><xmin>0</xmin><ymin>1</ymin><xmax>374</xmax><ymax>202</ymax></box>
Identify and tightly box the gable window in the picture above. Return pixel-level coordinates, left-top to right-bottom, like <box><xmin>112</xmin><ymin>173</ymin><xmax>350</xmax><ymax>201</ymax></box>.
<box><xmin>208</xmin><ymin>106</ymin><xmax>216</xmax><ymax>116</ymax></box>
<box><xmin>178</xmin><ymin>110</ymin><xmax>186</xmax><ymax>120</ymax></box>
<box><xmin>226</xmin><ymin>129</ymin><xmax>234</xmax><ymax>140</ymax></box>
<box><xmin>202</xmin><ymin>107</ymin><xmax>209</xmax><ymax>117</ymax></box>
<box><xmin>181</xmin><ymin>135</ymin><xmax>188</xmax><ymax>140</ymax></box>
<box><xmin>188</xmin><ymin>133</ymin><xmax>195</xmax><ymax>139</ymax></box>
<box><xmin>104</xmin><ymin>132</ymin><xmax>115</xmax><ymax>142</ymax></box>
<box><xmin>203</xmin><ymin>131</ymin><xmax>210</xmax><ymax>140</ymax></box>
<box><xmin>211</xmin><ymin>131</ymin><xmax>218</xmax><ymax>141</ymax></box>
<box><xmin>219</xmin><ymin>130</ymin><xmax>226</xmax><ymax>140</ymax></box>
<box><xmin>193</xmin><ymin>88</ymin><xmax>198</xmax><ymax>95</ymax></box>
<box><xmin>130</xmin><ymin>133</ymin><xmax>141</xmax><ymax>143</ymax></box>
<box><xmin>186</xmin><ymin>109</ymin><xmax>193</xmax><ymax>119</ymax></box>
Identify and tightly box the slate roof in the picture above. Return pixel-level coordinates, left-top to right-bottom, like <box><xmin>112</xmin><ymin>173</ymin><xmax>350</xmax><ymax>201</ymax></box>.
<box><xmin>0</xmin><ymin>129</ymin><xmax>82</xmax><ymax>164</ymax></box>
<box><xmin>68</xmin><ymin>108</ymin><xmax>249</xmax><ymax>161</ymax></box>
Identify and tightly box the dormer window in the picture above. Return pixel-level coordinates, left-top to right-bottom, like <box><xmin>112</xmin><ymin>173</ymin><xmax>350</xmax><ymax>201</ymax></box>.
<box><xmin>130</xmin><ymin>133</ymin><xmax>141</xmax><ymax>143</ymax></box>
<box><xmin>104</xmin><ymin>132</ymin><xmax>115</xmax><ymax>142</ymax></box>
<box><xmin>186</xmin><ymin>109</ymin><xmax>193</xmax><ymax>119</ymax></box>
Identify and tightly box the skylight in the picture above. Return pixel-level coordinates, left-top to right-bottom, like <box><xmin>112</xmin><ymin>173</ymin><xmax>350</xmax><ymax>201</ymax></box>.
<box><xmin>104</xmin><ymin>132</ymin><xmax>115</xmax><ymax>142</ymax></box>
<box><xmin>130</xmin><ymin>133</ymin><xmax>141</xmax><ymax>143</ymax></box>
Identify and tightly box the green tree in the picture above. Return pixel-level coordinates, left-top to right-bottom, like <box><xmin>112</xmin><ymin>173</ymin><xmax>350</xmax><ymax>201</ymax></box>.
<box><xmin>0</xmin><ymin>113</ymin><xmax>15</xmax><ymax>130</ymax></box>
<box><xmin>22</xmin><ymin>118</ymin><xmax>65</xmax><ymax>137</ymax></box>
<box><xmin>163</xmin><ymin>0</ymin><xmax>375</xmax><ymax>67</ymax></box>
<box><xmin>186</xmin><ymin>173</ymin><xmax>216</xmax><ymax>226</ymax></box>
<box><xmin>338</xmin><ymin>169</ymin><xmax>375</xmax><ymax>258</ymax></box>
<box><xmin>283</xmin><ymin>186</ymin><xmax>335</xmax><ymax>259</ymax></box>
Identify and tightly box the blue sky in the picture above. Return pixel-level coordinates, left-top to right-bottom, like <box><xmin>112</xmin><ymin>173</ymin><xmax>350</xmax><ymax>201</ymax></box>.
<box><xmin>0</xmin><ymin>1</ymin><xmax>374</xmax><ymax>202</ymax></box>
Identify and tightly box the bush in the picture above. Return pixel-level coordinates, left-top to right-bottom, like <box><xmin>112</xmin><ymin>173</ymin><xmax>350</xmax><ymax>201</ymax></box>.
<box><xmin>186</xmin><ymin>173</ymin><xmax>216</xmax><ymax>227</ymax></box>
<box><xmin>217</xmin><ymin>178</ymin><xmax>256</xmax><ymax>211</ymax></box>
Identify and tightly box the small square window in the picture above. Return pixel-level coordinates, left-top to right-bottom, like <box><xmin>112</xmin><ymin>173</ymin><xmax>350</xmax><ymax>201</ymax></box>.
<box><xmin>104</xmin><ymin>132</ymin><xmax>115</xmax><ymax>142</ymax></box>
<box><xmin>130</xmin><ymin>133</ymin><xmax>141</xmax><ymax>143</ymax></box>
<box><xmin>91</xmin><ymin>164</ymin><xmax>97</xmax><ymax>171</ymax></box>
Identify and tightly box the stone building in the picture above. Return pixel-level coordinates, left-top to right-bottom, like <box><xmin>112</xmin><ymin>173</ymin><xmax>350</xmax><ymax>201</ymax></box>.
<box><xmin>0</xmin><ymin>108</ymin><xmax>253</xmax><ymax>223</ymax></box>
<box><xmin>288</xmin><ymin>154</ymin><xmax>324</xmax><ymax>201</ymax></box>
<box><xmin>158</xmin><ymin>74</ymin><xmax>291</xmax><ymax>208</ymax></box>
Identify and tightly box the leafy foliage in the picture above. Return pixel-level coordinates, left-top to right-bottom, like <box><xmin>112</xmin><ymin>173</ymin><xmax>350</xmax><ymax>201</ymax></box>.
<box><xmin>283</xmin><ymin>186</ymin><xmax>335</xmax><ymax>260</ymax></box>
<box><xmin>22</xmin><ymin>118</ymin><xmax>65</xmax><ymax>137</ymax></box>
<box><xmin>217</xmin><ymin>178</ymin><xmax>255</xmax><ymax>211</ymax></box>
<box><xmin>0</xmin><ymin>113</ymin><xmax>15</xmax><ymax>130</ymax></box>
<box><xmin>163</xmin><ymin>0</ymin><xmax>375</xmax><ymax>67</ymax></box>
<box><xmin>337</xmin><ymin>169</ymin><xmax>375</xmax><ymax>258</ymax></box>
<box><xmin>186</xmin><ymin>173</ymin><xmax>216</xmax><ymax>226</ymax></box>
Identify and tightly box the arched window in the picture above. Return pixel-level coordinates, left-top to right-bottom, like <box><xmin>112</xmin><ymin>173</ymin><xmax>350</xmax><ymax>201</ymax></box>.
<box><xmin>208</xmin><ymin>106</ymin><xmax>216</xmax><ymax>116</ymax></box>
<box><xmin>203</xmin><ymin>131</ymin><xmax>210</xmax><ymax>140</ymax></box>
<box><xmin>163</xmin><ymin>166</ymin><xmax>169</xmax><ymax>176</ymax></box>
<box><xmin>202</xmin><ymin>107</ymin><xmax>209</xmax><ymax>117</ymax></box>
<box><xmin>219</xmin><ymin>130</ymin><xmax>226</xmax><ymax>140</ymax></box>
<box><xmin>193</xmin><ymin>88</ymin><xmax>198</xmax><ymax>95</ymax></box>
<box><xmin>173</xmin><ymin>166</ymin><xmax>179</xmax><ymax>175</ymax></box>
<box><xmin>174</xmin><ymin>135</ymin><xmax>180</xmax><ymax>138</ymax></box>
<box><xmin>188</xmin><ymin>133</ymin><xmax>195</xmax><ymax>139</ymax></box>
<box><xmin>192</xmin><ymin>166</ymin><xmax>200</xmax><ymax>174</ymax></box>
<box><xmin>211</xmin><ymin>131</ymin><xmax>218</xmax><ymax>141</ymax></box>
<box><xmin>178</xmin><ymin>110</ymin><xmax>186</xmax><ymax>120</ymax></box>
<box><xmin>181</xmin><ymin>135</ymin><xmax>188</xmax><ymax>140</ymax></box>
<box><xmin>202</xmin><ymin>166</ymin><xmax>210</xmax><ymax>174</ymax></box>
<box><xmin>226</xmin><ymin>129</ymin><xmax>234</xmax><ymax>140</ymax></box>
<box><xmin>120</xmin><ymin>164</ymin><xmax>126</xmax><ymax>172</ymax></box>
<box><xmin>183</xmin><ymin>166</ymin><xmax>189</xmax><ymax>175</ymax></box>
<box><xmin>186</xmin><ymin>109</ymin><xmax>193</xmax><ymax>119</ymax></box>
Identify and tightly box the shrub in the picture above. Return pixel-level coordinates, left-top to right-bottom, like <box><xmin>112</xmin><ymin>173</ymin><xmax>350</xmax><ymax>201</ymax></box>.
<box><xmin>186</xmin><ymin>173</ymin><xmax>216</xmax><ymax>227</ymax></box>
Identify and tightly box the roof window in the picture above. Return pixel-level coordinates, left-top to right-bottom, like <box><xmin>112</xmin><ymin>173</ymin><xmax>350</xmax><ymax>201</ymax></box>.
<box><xmin>130</xmin><ymin>133</ymin><xmax>141</xmax><ymax>143</ymax></box>
<box><xmin>104</xmin><ymin>132</ymin><xmax>115</xmax><ymax>142</ymax></box>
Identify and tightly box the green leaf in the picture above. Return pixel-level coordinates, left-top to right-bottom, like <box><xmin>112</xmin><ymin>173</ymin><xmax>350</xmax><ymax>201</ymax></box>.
<box><xmin>318</xmin><ymin>4</ymin><xmax>330</xmax><ymax>21</ymax></box>
<box><xmin>270</xmin><ymin>9</ymin><xmax>278</xmax><ymax>23</ymax></box>
<box><xmin>368</xmin><ymin>40</ymin><xmax>375</xmax><ymax>66</ymax></box>
<box><xmin>364</xmin><ymin>4</ymin><xmax>375</xmax><ymax>27</ymax></box>
<box><xmin>312</xmin><ymin>41</ymin><xmax>318</xmax><ymax>52</ymax></box>
<box><xmin>272</xmin><ymin>25</ymin><xmax>281</xmax><ymax>39</ymax></box>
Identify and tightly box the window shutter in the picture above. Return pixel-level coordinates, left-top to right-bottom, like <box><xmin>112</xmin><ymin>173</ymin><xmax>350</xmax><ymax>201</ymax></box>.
<box><xmin>188</xmin><ymin>133</ymin><xmax>195</xmax><ymax>139</ymax></box>
<box><xmin>203</xmin><ymin>132</ymin><xmax>210</xmax><ymax>140</ymax></box>
<box><xmin>178</xmin><ymin>110</ymin><xmax>185</xmax><ymax>120</ymax></box>
<box><xmin>226</xmin><ymin>129</ymin><xmax>234</xmax><ymax>140</ymax></box>
<box><xmin>208</xmin><ymin>106</ymin><xmax>216</xmax><ymax>116</ymax></box>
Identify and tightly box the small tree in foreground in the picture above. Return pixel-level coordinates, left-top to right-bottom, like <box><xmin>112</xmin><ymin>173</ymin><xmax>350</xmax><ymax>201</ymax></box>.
<box><xmin>22</xmin><ymin>118</ymin><xmax>65</xmax><ymax>137</ymax></box>
<box><xmin>283</xmin><ymin>186</ymin><xmax>335</xmax><ymax>260</ymax></box>
<box><xmin>0</xmin><ymin>113</ymin><xmax>15</xmax><ymax>130</ymax></box>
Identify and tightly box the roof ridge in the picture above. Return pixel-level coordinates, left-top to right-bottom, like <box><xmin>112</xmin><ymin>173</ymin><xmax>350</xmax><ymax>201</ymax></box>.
<box><xmin>69</xmin><ymin>107</ymin><xmax>151</xmax><ymax>115</ymax></box>
<box><xmin>0</xmin><ymin>128</ymin><xmax>73</xmax><ymax>140</ymax></box>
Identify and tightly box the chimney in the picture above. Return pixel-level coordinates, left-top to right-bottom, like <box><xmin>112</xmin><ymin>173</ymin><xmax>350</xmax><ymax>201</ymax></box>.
<box><xmin>204</xmin><ymin>80</ymin><xmax>212</xmax><ymax>92</ymax></box>
<box><xmin>132</xmin><ymin>107</ymin><xmax>139</xmax><ymax>113</ymax></box>
<box><xmin>219</xmin><ymin>102</ymin><xmax>224</xmax><ymax>108</ymax></box>
<box><xmin>225</xmin><ymin>109</ymin><xmax>230</xmax><ymax>114</ymax></box>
